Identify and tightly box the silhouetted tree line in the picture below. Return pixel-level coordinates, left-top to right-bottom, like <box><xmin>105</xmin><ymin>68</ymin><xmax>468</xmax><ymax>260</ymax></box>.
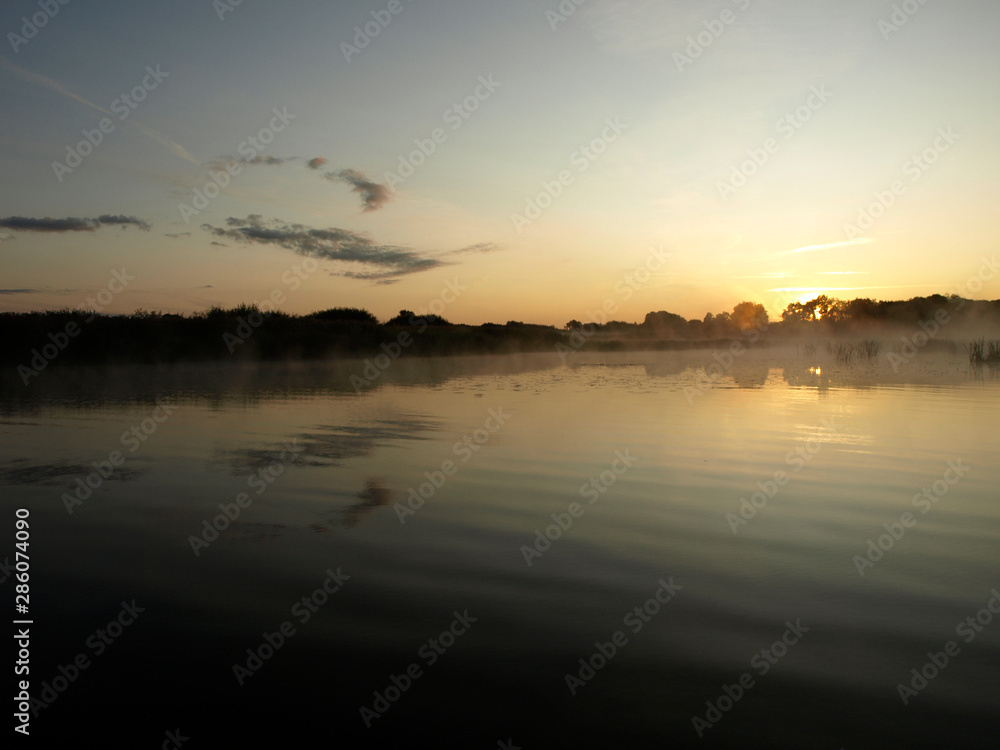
<box><xmin>2</xmin><ymin>295</ymin><xmax>997</xmax><ymax>372</ymax></box>
<box><xmin>566</xmin><ymin>296</ymin><xmax>1000</xmax><ymax>338</ymax></box>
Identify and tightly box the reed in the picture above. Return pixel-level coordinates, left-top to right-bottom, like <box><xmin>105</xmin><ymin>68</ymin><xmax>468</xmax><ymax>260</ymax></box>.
<box><xmin>857</xmin><ymin>340</ymin><xmax>880</xmax><ymax>360</ymax></box>
<box><xmin>967</xmin><ymin>338</ymin><xmax>1000</xmax><ymax>365</ymax></box>
<box><xmin>826</xmin><ymin>342</ymin><xmax>854</xmax><ymax>363</ymax></box>
<box><xmin>825</xmin><ymin>340</ymin><xmax>879</xmax><ymax>363</ymax></box>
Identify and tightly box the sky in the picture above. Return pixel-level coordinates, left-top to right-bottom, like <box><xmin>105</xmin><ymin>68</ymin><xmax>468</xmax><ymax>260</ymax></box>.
<box><xmin>1</xmin><ymin>0</ymin><xmax>998</xmax><ymax>325</ymax></box>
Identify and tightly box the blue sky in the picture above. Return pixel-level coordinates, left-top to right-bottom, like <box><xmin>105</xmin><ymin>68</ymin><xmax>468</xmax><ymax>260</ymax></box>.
<box><xmin>1</xmin><ymin>0</ymin><xmax>998</xmax><ymax>324</ymax></box>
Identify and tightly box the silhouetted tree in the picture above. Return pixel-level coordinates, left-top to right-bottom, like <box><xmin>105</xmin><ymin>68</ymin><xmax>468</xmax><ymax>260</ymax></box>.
<box><xmin>642</xmin><ymin>310</ymin><xmax>688</xmax><ymax>338</ymax></box>
<box><xmin>731</xmin><ymin>301</ymin><xmax>769</xmax><ymax>330</ymax></box>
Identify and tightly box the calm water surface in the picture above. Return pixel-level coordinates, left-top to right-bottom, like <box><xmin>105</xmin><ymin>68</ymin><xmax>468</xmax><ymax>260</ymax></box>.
<box><xmin>3</xmin><ymin>351</ymin><xmax>998</xmax><ymax>747</ymax></box>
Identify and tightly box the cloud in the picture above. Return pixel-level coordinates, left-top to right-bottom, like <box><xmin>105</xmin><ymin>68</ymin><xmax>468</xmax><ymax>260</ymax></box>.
<box><xmin>185</xmin><ymin>158</ymin><xmax>392</xmax><ymax>214</ymax></box>
<box><xmin>0</xmin><ymin>289</ymin><xmax>38</xmax><ymax>294</ymax></box>
<box><xmin>96</xmin><ymin>214</ymin><xmax>152</xmax><ymax>230</ymax></box>
<box><xmin>762</xmin><ymin>238</ymin><xmax>874</xmax><ymax>260</ymax></box>
<box><xmin>200</xmin><ymin>215</ymin><xmax>445</xmax><ymax>281</ymax></box>
<box><xmin>210</xmin><ymin>155</ymin><xmax>328</xmax><ymax>169</ymax></box>
<box><xmin>210</xmin><ymin>241</ymin><xmax>228</xmax><ymax>246</ymax></box>
<box><xmin>443</xmin><ymin>242</ymin><xmax>503</xmax><ymax>256</ymax></box>
<box><xmin>327</xmin><ymin>169</ymin><xmax>391</xmax><ymax>212</ymax></box>
<box><xmin>164</xmin><ymin>232</ymin><xmax>192</xmax><ymax>238</ymax></box>
<box><xmin>240</xmin><ymin>155</ymin><xmax>293</xmax><ymax>166</ymax></box>
<box><xmin>0</xmin><ymin>215</ymin><xmax>151</xmax><ymax>233</ymax></box>
<box><xmin>783</xmin><ymin>238</ymin><xmax>873</xmax><ymax>256</ymax></box>
<box><xmin>768</xmin><ymin>285</ymin><xmax>928</xmax><ymax>293</ymax></box>
<box><xmin>581</xmin><ymin>0</ymin><xmax>865</xmax><ymax>78</ymax></box>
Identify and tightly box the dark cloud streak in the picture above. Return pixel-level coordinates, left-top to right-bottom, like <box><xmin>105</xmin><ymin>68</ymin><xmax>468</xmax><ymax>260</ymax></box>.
<box><xmin>200</xmin><ymin>215</ymin><xmax>445</xmax><ymax>282</ymax></box>
<box><xmin>444</xmin><ymin>242</ymin><xmax>503</xmax><ymax>256</ymax></box>
<box><xmin>0</xmin><ymin>215</ymin><xmax>151</xmax><ymax>232</ymax></box>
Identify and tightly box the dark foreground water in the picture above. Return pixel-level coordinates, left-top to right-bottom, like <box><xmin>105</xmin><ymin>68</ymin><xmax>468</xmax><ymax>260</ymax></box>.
<box><xmin>2</xmin><ymin>351</ymin><xmax>999</xmax><ymax>747</ymax></box>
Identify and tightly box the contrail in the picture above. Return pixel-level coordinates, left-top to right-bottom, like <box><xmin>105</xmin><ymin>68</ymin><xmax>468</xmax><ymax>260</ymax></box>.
<box><xmin>0</xmin><ymin>58</ymin><xmax>200</xmax><ymax>166</ymax></box>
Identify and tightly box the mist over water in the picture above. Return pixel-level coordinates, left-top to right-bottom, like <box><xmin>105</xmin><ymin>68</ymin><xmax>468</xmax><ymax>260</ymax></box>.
<box><xmin>4</xmin><ymin>351</ymin><xmax>999</xmax><ymax>747</ymax></box>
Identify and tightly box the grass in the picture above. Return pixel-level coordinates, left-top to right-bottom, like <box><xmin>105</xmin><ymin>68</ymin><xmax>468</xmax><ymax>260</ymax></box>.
<box><xmin>857</xmin><ymin>340</ymin><xmax>881</xmax><ymax>360</ymax></box>
<box><xmin>967</xmin><ymin>338</ymin><xmax>1000</xmax><ymax>365</ymax></box>
<box><xmin>825</xmin><ymin>340</ymin><xmax>880</xmax><ymax>363</ymax></box>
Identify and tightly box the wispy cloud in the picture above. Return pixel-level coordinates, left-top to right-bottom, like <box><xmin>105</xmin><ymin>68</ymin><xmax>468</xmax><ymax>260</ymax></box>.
<box><xmin>0</xmin><ymin>215</ymin><xmax>151</xmax><ymax>232</ymax></box>
<box><xmin>200</xmin><ymin>215</ymin><xmax>446</xmax><ymax>282</ymax></box>
<box><xmin>582</xmin><ymin>0</ymin><xmax>865</xmax><ymax>77</ymax></box>
<box><xmin>775</xmin><ymin>238</ymin><xmax>873</xmax><ymax>257</ymax></box>
<box><xmin>768</xmin><ymin>284</ymin><xmax>928</xmax><ymax>293</ymax></box>
<box><xmin>0</xmin><ymin>289</ymin><xmax>38</xmax><ymax>294</ymax></box>
<box><xmin>442</xmin><ymin>242</ymin><xmax>503</xmax><ymax>256</ymax></box>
